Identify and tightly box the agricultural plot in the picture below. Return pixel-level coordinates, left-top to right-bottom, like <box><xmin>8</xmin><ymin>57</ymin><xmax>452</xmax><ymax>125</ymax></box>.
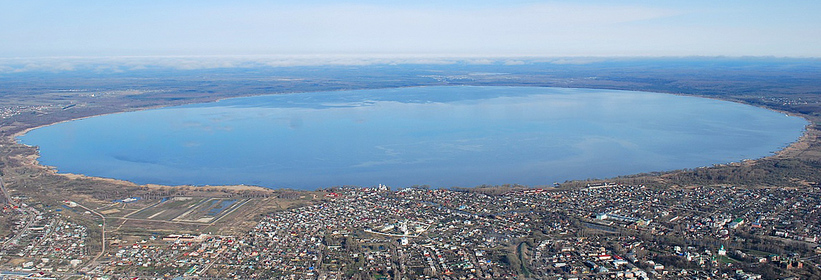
<box><xmin>127</xmin><ymin>197</ymin><xmax>209</xmax><ymax>221</ymax></box>
<box><xmin>172</xmin><ymin>198</ymin><xmax>248</xmax><ymax>223</ymax></box>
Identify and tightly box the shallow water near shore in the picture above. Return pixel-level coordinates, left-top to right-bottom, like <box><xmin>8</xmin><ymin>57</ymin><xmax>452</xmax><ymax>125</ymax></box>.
<box><xmin>19</xmin><ymin>86</ymin><xmax>808</xmax><ymax>190</ymax></box>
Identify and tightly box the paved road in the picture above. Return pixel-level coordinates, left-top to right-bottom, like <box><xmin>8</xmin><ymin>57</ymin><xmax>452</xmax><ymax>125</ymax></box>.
<box><xmin>72</xmin><ymin>201</ymin><xmax>106</xmax><ymax>272</ymax></box>
<box><xmin>0</xmin><ymin>176</ymin><xmax>12</xmax><ymax>206</ymax></box>
<box><xmin>0</xmin><ymin>177</ymin><xmax>37</xmax><ymax>248</ymax></box>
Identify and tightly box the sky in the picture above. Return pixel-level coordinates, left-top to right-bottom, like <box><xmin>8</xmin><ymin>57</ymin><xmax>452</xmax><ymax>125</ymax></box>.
<box><xmin>1</xmin><ymin>0</ymin><xmax>820</xmax><ymax>59</ymax></box>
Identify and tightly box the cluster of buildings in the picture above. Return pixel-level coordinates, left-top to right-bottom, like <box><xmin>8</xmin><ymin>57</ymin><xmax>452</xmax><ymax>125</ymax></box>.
<box><xmin>0</xmin><ymin>206</ymin><xmax>89</xmax><ymax>274</ymax></box>
<box><xmin>0</xmin><ymin>105</ymin><xmax>58</xmax><ymax>119</ymax></box>
<box><xmin>2</xmin><ymin>184</ymin><xmax>820</xmax><ymax>279</ymax></box>
<box><xmin>573</xmin><ymin>185</ymin><xmax>820</xmax><ymax>245</ymax></box>
<box><xmin>531</xmin><ymin>237</ymin><xmax>651</xmax><ymax>278</ymax></box>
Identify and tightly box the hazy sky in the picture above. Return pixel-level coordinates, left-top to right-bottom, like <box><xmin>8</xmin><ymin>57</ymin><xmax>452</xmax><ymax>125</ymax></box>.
<box><xmin>1</xmin><ymin>0</ymin><xmax>820</xmax><ymax>58</ymax></box>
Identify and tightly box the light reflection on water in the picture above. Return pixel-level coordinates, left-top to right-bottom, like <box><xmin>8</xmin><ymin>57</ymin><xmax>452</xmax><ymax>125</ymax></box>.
<box><xmin>19</xmin><ymin>86</ymin><xmax>808</xmax><ymax>190</ymax></box>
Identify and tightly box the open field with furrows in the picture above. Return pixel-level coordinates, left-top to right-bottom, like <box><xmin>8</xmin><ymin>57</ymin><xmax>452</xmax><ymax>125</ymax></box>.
<box><xmin>124</xmin><ymin>197</ymin><xmax>248</xmax><ymax>223</ymax></box>
<box><xmin>127</xmin><ymin>197</ymin><xmax>209</xmax><ymax>221</ymax></box>
<box><xmin>103</xmin><ymin>195</ymin><xmax>318</xmax><ymax>239</ymax></box>
<box><xmin>172</xmin><ymin>198</ymin><xmax>248</xmax><ymax>223</ymax></box>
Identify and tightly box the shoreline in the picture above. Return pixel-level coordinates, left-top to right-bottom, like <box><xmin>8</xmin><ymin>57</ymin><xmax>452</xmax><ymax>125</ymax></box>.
<box><xmin>7</xmin><ymin>109</ymin><xmax>277</xmax><ymax>194</ymax></box>
<box><xmin>6</xmin><ymin>86</ymin><xmax>817</xmax><ymax>191</ymax></box>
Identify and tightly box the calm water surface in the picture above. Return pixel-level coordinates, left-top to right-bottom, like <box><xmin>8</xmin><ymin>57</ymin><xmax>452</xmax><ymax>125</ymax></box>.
<box><xmin>19</xmin><ymin>86</ymin><xmax>807</xmax><ymax>189</ymax></box>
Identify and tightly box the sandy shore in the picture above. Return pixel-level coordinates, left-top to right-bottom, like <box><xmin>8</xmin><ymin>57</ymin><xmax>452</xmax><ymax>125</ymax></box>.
<box><xmin>7</xmin><ymin>111</ymin><xmax>275</xmax><ymax>193</ymax></box>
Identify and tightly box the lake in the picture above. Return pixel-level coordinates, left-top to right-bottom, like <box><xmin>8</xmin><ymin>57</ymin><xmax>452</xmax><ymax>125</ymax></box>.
<box><xmin>18</xmin><ymin>86</ymin><xmax>808</xmax><ymax>190</ymax></box>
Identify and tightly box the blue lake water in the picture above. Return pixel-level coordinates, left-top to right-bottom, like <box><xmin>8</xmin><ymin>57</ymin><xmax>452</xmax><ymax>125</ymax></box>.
<box><xmin>19</xmin><ymin>86</ymin><xmax>808</xmax><ymax>190</ymax></box>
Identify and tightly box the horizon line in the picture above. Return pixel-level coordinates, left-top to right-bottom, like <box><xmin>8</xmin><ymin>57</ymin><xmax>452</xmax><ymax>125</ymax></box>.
<box><xmin>1</xmin><ymin>55</ymin><xmax>819</xmax><ymax>74</ymax></box>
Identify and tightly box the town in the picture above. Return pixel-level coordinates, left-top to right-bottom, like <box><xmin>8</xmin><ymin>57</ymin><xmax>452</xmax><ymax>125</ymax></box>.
<box><xmin>2</xmin><ymin>183</ymin><xmax>819</xmax><ymax>279</ymax></box>
<box><xmin>2</xmin><ymin>58</ymin><xmax>821</xmax><ymax>279</ymax></box>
